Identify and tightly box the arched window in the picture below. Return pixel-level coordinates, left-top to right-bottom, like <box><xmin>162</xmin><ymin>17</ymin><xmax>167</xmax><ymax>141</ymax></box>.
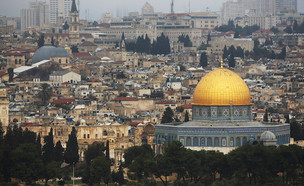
<box><xmin>222</xmin><ymin>137</ymin><xmax>227</xmax><ymax>146</ymax></box>
<box><xmin>193</xmin><ymin>137</ymin><xmax>198</xmax><ymax>146</ymax></box>
<box><xmin>215</xmin><ymin>137</ymin><xmax>219</xmax><ymax>146</ymax></box>
<box><xmin>242</xmin><ymin>137</ymin><xmax>247</xmax><ymax>145</ymax></box>
<box><xmin>103</xmin><ymin>130</ymin><xmax>107</xmax><ymax>136</ymax></box>
<box><xmin>230</xmin><ymin>137</ymin><xmax>234</xmax><ymax>146</ymax></box>
<box><xmin>179</xmin><ymin>137</ymin><xmax>184</xmax><ymax>145</ymax></box>
<box><xmin>201</xmin><ymin>137</ymin><xmax>205</xmax><ymax>146</ymax></box>
<box><xmin>236</xmin><ymin>137</ymin><xmax>241</xmax><ymax>146</ymax></box>
<box><xmin>207</xmin><ymin>137</ymin><xmax>212</xmax><ymax>146</ymax></box>
<box><xmin>186</xmin><ymin>137</ymin><xmax>191</xmax><ymax>146</ymax></box>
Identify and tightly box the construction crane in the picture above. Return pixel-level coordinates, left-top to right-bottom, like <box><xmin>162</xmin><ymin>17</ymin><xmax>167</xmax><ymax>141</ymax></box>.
<box><xmin>171</xmin><ymin>0</ymin><xmax>175</xmax><ymax>14</ymax></box>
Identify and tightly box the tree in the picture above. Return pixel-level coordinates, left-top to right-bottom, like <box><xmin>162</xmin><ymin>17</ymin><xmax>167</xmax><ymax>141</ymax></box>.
<box><xmin>228</xmin><ymin>52</ymin><xmax>235</xmax><ymax>68</ymax></box>
<box><xmin>277</xmin><ymin>47</ymin><xmax>286</xmax><ymax>59</ymax></box>
<box><xmin>200</xmin><ymin>52</ymin><xmax>208</xmax><ymax>67</ymax></box>
<box><xmin>184</xmin><ymin>111</ymin><xmax>189</xmax><ymax>122</ymax></box>
<box><xmin>64</xmin><ymin>127</ymin><xmax>79</xmax><ymax>166</ymax></box>
<box><xmin>51</xmin><ymin>37</ymin><xmax>55</xmax><ymax>46</ymax></box>
<box><xmin>62</xmin><ymin>21</ymin><xmax>69</xmax><ymax>33</ymax></box>
<box><xmin>38</xmin><ymin>33</ymin><xmax>45</xmax><ymax>48</ymax></box>
<box><xmin>161</xmin><ymin>107</ymin><xmax>174</xmax><ymax>124</ymax></box>
<box><xmin>71</xmin><ymin>45</ymin><xmax>79</xmax><ymax>53</ymax></box>
<box><xmin>263</xmin><ymin>109</ymin><xmax>269</xmax><ymax>122</ymax></box>
<box><xmin>10</xmin><ymin>143</ymin><xmax>43</xmax><ymax>184</ymax></box>
<box><xmin>236</xmin><ymin>46</ymin><xmax>244</xmax><ymax>58</ymax></box>
<box><xmin>223</xmin><ymin>46</ymin><xmax>229</xmax><ymax>59</ymax></box>
<box><xmin>105</xmin><ymin>140</ymin><xmax>110</xmax><ymax>160</ymax></box>
<box><xmin>42</xmin><ymin>128</ymin><xmax>55</xmax><ymax>164</ymax></box>
<box><xmin>54</xmin><ymin>141</ymin><xmax>64</xmax><ymax>162</ymax></box>
<box><xmin>38</xmin><ymin>83</ymin><xmax>52</xmax><ymax>106</ymax></box>
<box><xmin>90</xmin><ymin>155</ymin><xmax>111</xmax><ymax>185</ymax></box>
<box><xmin>121</xmin><ymin>32</ymin><xmax>125</xmax><ymax>41</ymax></box>
<box><xmin>284</xmin><ymin>26</ymin><xmax>292</xmax><ymax>33</ymax></box>
<box><xmin>293</xmin><ymin>20</ymin><xmax>298</xmax><ymax>33</ymax></box>
<box><xmin>270</xmin><ymin>27</ymin><xmax>279</xmax><ymax>34</ymax></box>
<box><xmin>123</xmin><ymin>144</ymin><xmax>154</xmax><ymax>179</ymax></box>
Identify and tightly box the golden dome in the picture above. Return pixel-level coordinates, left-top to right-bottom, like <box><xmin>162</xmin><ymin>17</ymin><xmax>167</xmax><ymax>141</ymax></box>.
<box><xmin>193</xmin><ymin>68</ymin><xmax>251</xmax><ymax>106</ymax></box>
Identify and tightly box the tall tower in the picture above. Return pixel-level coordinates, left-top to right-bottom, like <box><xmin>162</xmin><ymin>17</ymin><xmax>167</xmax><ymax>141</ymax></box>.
<box><xmin>69</xmin><ymin>0</ymin><xmax>80</xmax><ymax>44</ymax></box>
<box><xmin>0</xmin><ymin>83</ymin><xmax>9</xmax><ymax>128</ymax></box>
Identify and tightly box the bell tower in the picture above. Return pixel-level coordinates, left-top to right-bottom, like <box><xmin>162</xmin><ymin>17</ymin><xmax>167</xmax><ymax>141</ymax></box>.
<box><xmin>69</xmin><ymin>0</ymin><xmax>80</xmax><ymax>44</ymax></box>
<box><xmin>0</xmin><ymin>83</ymin><xmax>9</xmax><ymax>128</ymax></box>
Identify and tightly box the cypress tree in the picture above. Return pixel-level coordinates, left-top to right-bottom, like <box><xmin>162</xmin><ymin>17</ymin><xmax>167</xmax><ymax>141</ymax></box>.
<box><xmin>228</xmin><ymin>52</ymin><xmax>235</xmax><ymax>67</ymax></box>
<box><xmin>223</xmin><ymin>45</ymin><xmax>229</xmax><ymax>59</ymax></box>
<box><xmin>64</xmin><ymin>127</ymin><xmax>79</xmax><ymax>166</ymax></box>
<box><xmin>263</xmin><ymin>109</ymin><xmax>269</xmax><ymax>122</ymax></box>
<box><xmin>184</xmin><ymin>111</ymin><xmax>189</xmax><ymax>122</ymax></box>
<box><xmin>200</xmin><ymin>52</ymin><xmax>208</xmax><ymax>67</ymax></box>
<box><xmin>42</xmin><ymin>128</ymin><xmax>55</xmax><ymax>164</ymax></box>
<box><xmin>38</xmin><ymin>33</ymin><xmax>45</xmax><ymax>48</ymax></box>
<box><xmin>54</xmin><ymin>141</ymin><xmax>64</xmax><ymax>162</ymax></box>
<box><xmin>106</xmin><ymin>140</ymin><xmax>110</xmax><ymax>160</ymax></box>
<box><xmin>161</xmin><ymin>107</ymin><xmax>174</xmax><ymax>124</ymax></box>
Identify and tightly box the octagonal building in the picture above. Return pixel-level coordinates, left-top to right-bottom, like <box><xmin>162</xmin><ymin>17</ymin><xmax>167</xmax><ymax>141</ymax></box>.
<box><xmin>155</xmin><ymin>64</ymin><xmax>290</xmax><ymax>154</ymax></box>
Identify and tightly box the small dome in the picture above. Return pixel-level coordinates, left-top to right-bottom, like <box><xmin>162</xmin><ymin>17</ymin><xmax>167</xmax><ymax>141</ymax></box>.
<box><xmin>32</xmin><ymin>46</ymin><xmax>69</xmax><ymax>63</ymax></box>
<box><xmin>193</xmin><ymin>68</ymin><xmax>251</xmax><ymax>106</ymax></box>
<box><xmin>80</xmin><ymin>119</ymin><xmax>86</xmax><ymax>123</ymax></box>
<box><xmin>260</xmin><ymin>131</ymin><xmax>276</xmax><ymax>141</ymax></box>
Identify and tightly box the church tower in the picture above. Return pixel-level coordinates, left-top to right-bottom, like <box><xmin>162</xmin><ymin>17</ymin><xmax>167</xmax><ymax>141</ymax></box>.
<box><xmin>69</xmin><ymin>0</ymin><xmax>80</xmax><ymax>44</ymax></box>
<box><xmin>0</xmin><ymin>83</ymin><xmax>9</xmax><ymax>128</ymax></box>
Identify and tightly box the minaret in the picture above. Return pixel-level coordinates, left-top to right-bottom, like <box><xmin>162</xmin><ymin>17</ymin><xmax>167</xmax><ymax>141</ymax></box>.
<box><xmin>0</xmin><ymin>83</ymin><xmax>9</xmax><ymax>128</ymax></box>
<box><xmin>69</xmin><ymin>0</ymin><xmax>80</xmax><ymax>44</ymax></box>
<box><xmin>121</xmin><ymin>39</ymin><xmax>127</xmax><ymax>61</ymax></box>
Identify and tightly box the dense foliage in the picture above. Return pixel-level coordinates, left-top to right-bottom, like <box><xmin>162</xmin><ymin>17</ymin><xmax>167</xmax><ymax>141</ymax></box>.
<box><xmin>215</xmin><ymin>20</ymin><xmax>260</xmax><ymax>37</ymax></box>
<box><xmin>123</xmin><ymin>141</ymin><xmax>304</xmax><ymax>185</ymax></box>
<box><xmin>0</xmin><ymin>124</ymin><xmax>70</xmax><ymax>185</ymax></box>
<box><xmin>126</xmin><ymin>33</ymin><xmax>170</xmax><ymax>55</ymax></box>
<box><xmin>178</xmin><ymin>34</ymin><xmax>192</xmax><ymax>47</ymax></box>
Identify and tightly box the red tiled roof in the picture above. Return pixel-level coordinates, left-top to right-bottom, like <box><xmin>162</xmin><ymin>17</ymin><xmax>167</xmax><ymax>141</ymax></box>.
<box><xmin>6</xmin><ymin>52</ymin><xmax>24</xmax><ymax>56</ymax></box>
<box><xmin>0</xmin><ymin>71</ymin><xmax>7</xmax><ymax>76</ymax></box>
<box><xmin>73</xmin><ymin>52</ymin><xmax>91</xmax><ymax>58</ymax></box>
<box><xmin>182</xmin><ymin>104</ymin><xmax>192</xmax><ymax>109</ymax></box>
<box><xmin>129</xmin><ymin>122</ymin><xmax>140</xmax><ymax>127</ymax></box>
<box><xmin>52</xmin><ymin>98</ymin><xmax>75</xmax><ymax>104</ymax></box>
<box><xmin>113</xmin><ymin>97</ymin><xmax>137</xmax><ymax>101</ymax></box>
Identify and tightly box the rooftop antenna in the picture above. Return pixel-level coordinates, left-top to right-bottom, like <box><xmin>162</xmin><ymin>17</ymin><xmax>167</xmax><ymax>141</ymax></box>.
<box><xmin>171</xmin><ymin>0</ymin><xmax>175</xmax><ymax>14</ymax></box>
<box><xmin>188</xmin><ymin>0</ymin><xmax>191</xmax><ymax>13</ymax></box>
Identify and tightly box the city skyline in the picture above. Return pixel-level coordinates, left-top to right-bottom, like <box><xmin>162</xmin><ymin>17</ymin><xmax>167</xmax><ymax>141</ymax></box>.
<box><xmin>1</xmin><ymin>0</ymin><xmax>303</xmax><ymax>20</ymax></box>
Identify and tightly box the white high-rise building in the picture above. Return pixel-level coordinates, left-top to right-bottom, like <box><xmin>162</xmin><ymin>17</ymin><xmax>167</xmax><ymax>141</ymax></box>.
<box><xmin>20</xmin><ymin>2</ymin><xmax>49</xmax><ymax>31</ymax></box>
<box><xmin>221</xmin><ymin>0</ymin><xmax>297</xmax><ymax>24</ymax></box>
<box><xmin>49</xmin><ymin>0</ymin><xmax>73</xmax><ymax>24</ymax></box>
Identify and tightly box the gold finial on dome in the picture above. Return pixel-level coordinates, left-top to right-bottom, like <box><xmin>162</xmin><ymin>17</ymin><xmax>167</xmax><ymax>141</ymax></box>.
<box><xmin>221</xmin><ymin>57</ymin><xmax>223</xmax><ymax>68</ymax></box>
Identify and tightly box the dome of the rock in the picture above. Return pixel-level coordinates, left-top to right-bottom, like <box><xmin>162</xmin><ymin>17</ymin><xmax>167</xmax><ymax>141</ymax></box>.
<box><xmin>193</xmin><ymin>68</ymin><xmax>251</xmax><ymax>106</ymax></box>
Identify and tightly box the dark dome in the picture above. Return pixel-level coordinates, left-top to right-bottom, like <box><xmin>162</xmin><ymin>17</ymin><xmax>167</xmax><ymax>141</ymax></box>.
<box><xmin>32</xmin><ymin>46</ymin><xmax>68</xmax><ymax>63</ymax></box>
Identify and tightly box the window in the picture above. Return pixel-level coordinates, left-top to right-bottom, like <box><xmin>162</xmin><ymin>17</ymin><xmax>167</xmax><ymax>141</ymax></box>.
<box><xmin>19</xmin><ymin>59</ymin><xmax>21</xmax><ymax>64</ymax></box>
<box><xmin>83</xmin><ymin>134</ymin><xmax>86</xmax><ymax>139</ymax></box>
<box><xmin>59</xmin><ymin>59</ymin><xmax>61</xmax><ymax>63</ymax></box>
<box><xmin>201</xmin><ymin>137</ymin><xmax>205</xmax><ymax>146</ymax></box>
<box><xmin>193</xmin><ymin>137</ymin><xmax>198</xmax><ymax>146</ymax></box>
<box><xmin>230</xmin><ymin>137</ymin><xmax>234</xmax><ymax>146</ymax></box>
<box><xmin>236</xmin><ymin>137</ymin><xmax>241</xmax><ymax>146</ymax></box>
<box><xmin>15</xmin><ymin>59</ymin><xmax>17</xmax><ymax>64</ymax></box>
<box><xmin>87</xmin><ymin>134</ymin><xmax>90</xmax><ymax>139</ymax></box>
<box><xmin>186</xmin><ymin>137</ymin><xmax>191</xmax><ymax>146</ymax></box>
<box><xmin>215</xmin><ymin>137</ymin><xmax>219</xmax><ymax>146</ymax></box>
<box><xmin>243</xmin><ymin>137</ymin><xmax>247</xmax><ymax>145</ymax></box>
<box><xmin>207</xmin><ymin>137</ymin><xmax>212</xmax><ymax>146</ymax></box>
<box><xmin>222</xmin><ymin>137</ymin><xmax>226</xmax><ymax>146</ymax></box>
<box><xmin>179</xmin><ymin>137</ymin><xmax>184</xmax><ymax>145</ymax></box>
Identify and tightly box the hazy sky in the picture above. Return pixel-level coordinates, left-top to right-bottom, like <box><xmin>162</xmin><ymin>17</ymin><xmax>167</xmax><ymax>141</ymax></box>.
<box><xmin>0</xmin><ymin>0</ymin><xmax>303</xmax><ymax>20</ymax></box>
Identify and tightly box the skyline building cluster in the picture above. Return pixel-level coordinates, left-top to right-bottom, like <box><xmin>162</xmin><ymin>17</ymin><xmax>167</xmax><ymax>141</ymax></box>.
<box><xmin>221</xmin><ymin>0</ymin><xmax>298</xmax><ymax>24</ymax></box>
